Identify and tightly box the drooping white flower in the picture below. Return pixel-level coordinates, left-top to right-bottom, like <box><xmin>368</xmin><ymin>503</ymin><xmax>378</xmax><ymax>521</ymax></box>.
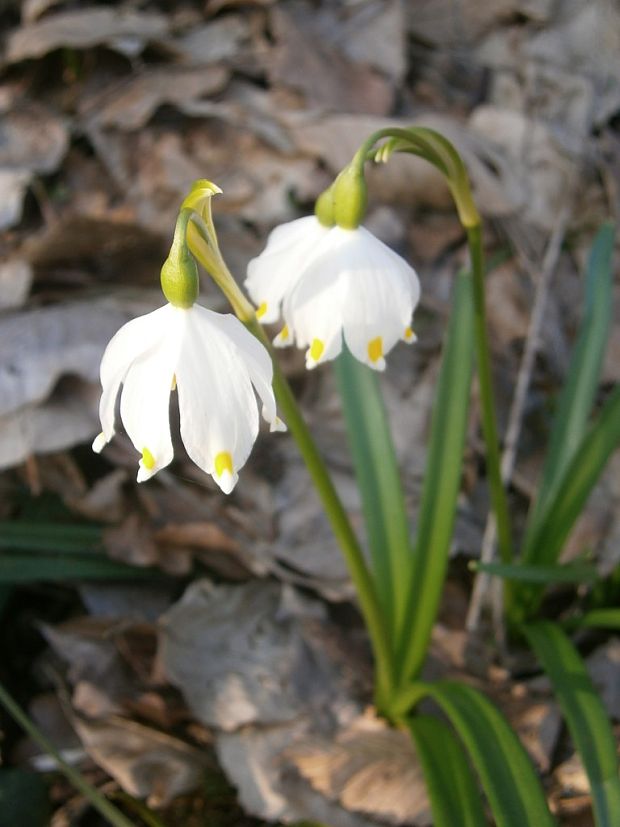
<box><xmin>92</xmin><ymin>303</ymin><xmax>285</xmax><ymax>492</ymax></box>
<box><xmin>245</xmin><ymin>216</ymin><xmax>420</xmax><ymax>371</ymax></box>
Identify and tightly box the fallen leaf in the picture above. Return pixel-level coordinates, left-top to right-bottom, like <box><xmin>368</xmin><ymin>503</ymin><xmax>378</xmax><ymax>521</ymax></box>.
<box><xmin>0</xmin><ymin>259</ymin><xmax>32</xmax><ymax>309</ymax></box>
<box><xmin>0</xmin><ymin>104</ymin><xmax>68</xmax><ymax>173</ymax></box>
<box><xmin>0</xmin><ymin>169</ymin><xmax>32</xmax><ymax>230</ymax></box>
<box><xmin>288</xmin><ymin>712</ymin><xmax>432</xmax><ymax>825</ymax></box>
<box><xmin>80</xmin><ymin>67</ymin><xmax>230</xmax><ymax>132</ymax></box>
<box><xmin>0</xmin><ymin>378</ymin><xmax>99</xmax><ymax>471</ymax></box>
<box><xmin>159</xmin><ymin>580</ymin><xmax>343</xmax><ymax>731</ymax></box>
<box><xmin>72</xmin><ymin>714</ymin><xmax>207</xmax><ymax>807</ymax></box>
<box><xmin>5</xmin><ymin>8</ymin><xmax>169</xmax><ymax>63</ymax></box>
<box><xmin>268</xmin><ymin>6</ymin><xmax>394</xmax><ymax>115</ymax></box>
<box><xmin>0</xmin><ymin>298</ymin><xmax>142</xmax><ymax>418</ymax></box>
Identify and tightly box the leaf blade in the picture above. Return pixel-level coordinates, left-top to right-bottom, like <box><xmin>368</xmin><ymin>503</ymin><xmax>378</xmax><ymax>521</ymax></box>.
<box><xmin>534</xmin><ymin>223</ymin><xmax>615</xmax><ymax>519</ymax></box>
<box><xmin>409</xmin><ymin>715</ymin><xmax>487</xmax><ymax>827</ymax></box>
<box><xmin>524</xmin><ymin>621</ymin><xmax>620</xmax><ymax>826</ymax></box>
<box><xmin>397</xmin><ymin>272</ymin><xmax>474</xmax><ymax>681</ymax></box>
<box><xmin>424</xmin><ymin>682</ymin><xmax>557</xmax><ymax>827</ymax></box>
<box><xmin>334</xmin><ymin>346</ymin><xmax>412</xmax><ymax>635</ymax></box>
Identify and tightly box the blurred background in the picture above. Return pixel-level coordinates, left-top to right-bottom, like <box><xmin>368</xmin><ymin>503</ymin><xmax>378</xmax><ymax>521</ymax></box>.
<box><xmin>0</xmin><ymin>1</ymin><xmax>619</xmax><ymax>825</ymax></box>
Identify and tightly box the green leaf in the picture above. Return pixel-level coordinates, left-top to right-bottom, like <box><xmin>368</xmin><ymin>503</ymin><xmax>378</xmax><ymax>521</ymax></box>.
<box><xmin>533</xmin><ymin>223</ymin><xmax>615</xmax><ymax>521</ymax></box>
<box><xmin>524</xmin><ymin>622</ymin><xmax>620</xmax><ymax>826</ymax></box>
<box><xmin>0</xmin><ymin>550</ymin><xmax>157</xmax><ymax>583</ymax></box>
<box><xmin>334</xmin><ymin>346</ymin><xmax>412</xmax><ymax>635</ymax></box>
<box><xmin>472</xmin><ymin>560</ymin><xmax>598</xmax><ymax>584</ymax></box>
<box><xmin>420</xmin><ymin>682</ymin><xmax>556</xmax><ymax>827</ymax></box>
<box><xmin>577</xmin><ymin>609</ymin><xmax>620</xmax><ymax>631</ymax></box>
<box><xmin>0</xmin><ymin>769</ymin><xmax>50</xmax><ymax>827</ymax></box>
<box><xmin>397</xmin><ymin>272</ymin><xmax>474</xmax><ymax>682</ymax></box>
<box><xmin>516</xmin><ymin>384</ymin><xmax>620</xmax><ymax>615</ymax></box>
<box><xmin>409</xmin><ymin>715</ymin><xmax>487</xmax><ymax>827</ymax></box>
<box><xmin>0</xmin><ymin>521</ymin><xmax>102</xmax><ymax>553</ymax></box>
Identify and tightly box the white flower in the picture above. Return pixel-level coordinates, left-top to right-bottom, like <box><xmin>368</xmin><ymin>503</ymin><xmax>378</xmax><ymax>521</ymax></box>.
<box><xmin>92</xmin><ymin>303</ymin><xmax>285</xmax><ymax>492</ymax></box>
<box><xmin>245</xmin><ymin>216</ymin><xmax>420</xmax><ymax>370</ymax></box>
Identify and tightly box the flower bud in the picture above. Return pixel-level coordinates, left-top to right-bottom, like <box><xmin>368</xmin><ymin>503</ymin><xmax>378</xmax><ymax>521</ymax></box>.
<box><xmin>161</xmin><ymin>209</ymin><xmax>199</xmax><ymax>308</ymax></box>
<box><xmin>332</xmin><ymin>163</ymin><xmax>367</xmax><ymax>229</ymax></box>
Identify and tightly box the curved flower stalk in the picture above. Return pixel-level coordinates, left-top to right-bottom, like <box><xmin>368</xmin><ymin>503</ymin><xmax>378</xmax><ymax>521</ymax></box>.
<box><xmin>246</xmin><ymin>216</ymin><xmax>420</xmax><ymax>371</ymax></box>
<box><xmin>93</xmin><ymin>205</ymin><xmax>285</xmax><ymax>492</ymax></box>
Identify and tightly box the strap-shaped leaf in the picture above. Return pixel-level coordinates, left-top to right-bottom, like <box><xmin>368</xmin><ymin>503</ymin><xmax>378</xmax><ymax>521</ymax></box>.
<box><xmin>473</xmin><ymin>560</ymin><xmax>598</xmax><ymax>584</ymax></box>
<box><xmin>409</xmin><ymin>715</ymin><xmax>487</xmax><ymax>827</ymax></box>
<box><xmin>524</xmin><ymin>622</ymin><xmax>620</xmax><ymax>826</ymax></box>
<box><xmin>423</xmin><ymin>682</ymin><xmax>556</xmax><ymax>827</ymax></box>
<box><xmin>397</xmin><ymin>272</ymin><xmax>474</xmax><ymax>681</ymax></box>
<box><xmin>334</xmin><ymin>347</ymin><xmax>412</xmax><ymax>636</ymax></box>
<box><xmin>577</xmin><ymin>609</ymin><xmax>620</xmax><ymax>631</ymax></box>
<box><xmin>515</xmin><ymin>384</ymin><xmax>620</xmax><ymax>616</ymax></box>
<box><xmin>0</xmin><ymin>551</ymin><xmax>157</xmax><ymax>582</ymax></box>
<box><xmin>531</xmin><ymin>223</ymin><xmax>614</xmax><ymax>525</ymax></box>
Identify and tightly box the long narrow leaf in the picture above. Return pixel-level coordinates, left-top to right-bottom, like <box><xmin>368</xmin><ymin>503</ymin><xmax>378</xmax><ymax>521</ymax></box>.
<box><xmin>334</xmin><ymin>346</ymin><xmax>412</xmax><ymax>635</ymax></box>
<box><xmin>0</xmin><ymin>521</ymin><xmax>103</xmax><ymax>553</ymax></box>
<box><xmin>532</xmin><ymin>223</ymin><xmax>614</xmax><ymax>523</ymax></box>
<box><xmin>0</xmin><ymin>551</ymin><xmax>157</xmax><ymax>582</ymax></box>
<box><xmin>421</xmin><ymin>682</ymin><xmax>556</xmax><ymax>827</ymax></box>
<box><xmin>397</xmin><ymin>272</ymin><xmax>474</xmax><ymax>681</ymax></box>
<box><xmin>524</xmin><ymin>622</ymin><xmax>620</xmax><ymax>826</ymax></box>
<box><xmin>516</xmin><ymin>385</ymin><xmax>620</xmax><ymax>614</ymax></box>
<box><xmin>409</xmin><ymin>715</ymin><xmax>487</xmax><ymax>827</ymax></box>
<box><xmin>472</xmin><ymin>560</ymin><xmax>598</xmax><ymax>584</ymax></box>
<box><xmin>577</xmin><ymin>609</ymin><xmax>620</xmax><ymax>631</ymax></box>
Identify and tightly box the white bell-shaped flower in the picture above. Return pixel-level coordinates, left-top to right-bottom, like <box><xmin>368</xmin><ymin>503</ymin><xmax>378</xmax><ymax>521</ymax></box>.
<box><xmin>92</xmin><ymin>303</ymin><xmax>285</xmax><ymax>492</ymax></box>
<box><xmin>245</xmin><ymin>216</ymin><xmax>420</xmax><ymax>370</ymax></box>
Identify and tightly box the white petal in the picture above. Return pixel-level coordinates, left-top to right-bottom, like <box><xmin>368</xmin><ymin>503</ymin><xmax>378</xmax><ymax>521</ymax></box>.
<box><xmin>338</xmin><ymin>227</ymin><xmax>420</xmax><ymax>370</ymax></box>
<box><xmin>119</xmin><ymin>309</ymin><xmax>184</xmax><ymax>481</ymax></box>
<box><xmin>98</xmin><ymin>305</ymin><xmax>174</xmax><ymax>441</ymax></box>
<box><xmin>284</xmin><ymin>228</ymin><xmax>360</xmax><ymax>367</ymax></box>
<box><xmin>175</xmin><ymin>307</ymin><xmax>260</xmax><ymax>493</ymax></box>
<box><xmin>191</xmin><ymin>306</ymin><xmax>283</xmax><ymax>431</ymax></box>
<box><xmin>245</xmin><ymin>216</ymin><xmax>329</xmax><ymax>324</ymax></box>
<box><xmin>92</xmin><ymin>432</ymin><xmax>107</xmax><ymax>453</ymax></box>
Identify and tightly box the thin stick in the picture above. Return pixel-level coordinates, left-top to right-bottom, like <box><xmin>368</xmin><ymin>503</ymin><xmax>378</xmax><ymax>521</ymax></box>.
<box><xmin>466</xmin><ymin>206</ymin><xmax>571</xmax><ymax>633</ymax></box>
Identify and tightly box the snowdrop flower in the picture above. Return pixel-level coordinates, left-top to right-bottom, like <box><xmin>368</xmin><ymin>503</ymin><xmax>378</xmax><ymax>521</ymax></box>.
<box><xmin>93</xmin><ymin>202</ymin><xmax>284</xmax><ymax>493</ymax></box>
<box><xmin>246</xmin><ymin>216</ymin><xmax>420</xmax><ymax>371</ymax></box>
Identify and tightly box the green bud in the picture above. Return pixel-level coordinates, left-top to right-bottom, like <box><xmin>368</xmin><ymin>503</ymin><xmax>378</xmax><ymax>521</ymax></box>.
<box><xmin>332</xmin><ymin>163</ymin><xmax>367</xmax><ymax>229</ymax></box>
<box><xmin>160</xmin><ymin>208</ymin><xmax>199</xmax><ymax>308</ymax></box>
<box><xmin>314</xmin><ymin>186</ymin><xmax>336</xmax><ymax>227</ymax></box>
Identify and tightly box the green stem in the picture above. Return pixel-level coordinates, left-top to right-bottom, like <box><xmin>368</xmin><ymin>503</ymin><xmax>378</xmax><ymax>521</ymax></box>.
<box><xmin>467</xmin><ymin>225</ymin><xmax>513</xmax><ymax>565</ymax></box>
<box><xmin>0</xmin><ymin>681</ymin><xmax>136</xmax><ymax>827</ymax></box>
<box><xmin>245</xmin><ymin>319</ymin><xmax>396</xmax><ymax>710</ymax></box>
<box><xmin>186</xmin><ymin>228</ymin><xmax>396</xmax><ymax>711</ymax></box>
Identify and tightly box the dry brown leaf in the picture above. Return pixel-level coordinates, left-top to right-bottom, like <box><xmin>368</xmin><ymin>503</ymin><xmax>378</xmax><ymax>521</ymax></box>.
<box><xmin>5</xmin><ymin>8</ymin><xmax>169</xmax><ymax>63</ymax></box>
<box><xmin>268</xmin><ymin>6</ymin><xmax>394</xmax><ymax>115</ymax></box>
<box><xmin>72</xmin><ymin>714</ymin><xmax>207</xmax><ymax>807</ymax></box>
<box><xmin>0</xmin><ymin>378</ymin><xmax>99</xmax><ymax>471</ymax></box>
<box><xmin>0</xmin><ymin>298</ymin><xmax>135</xmax><ymax>417</ymax></box>
<box><xmin>289</xmin><ymin>710</ymin><xmax>431</xmax><ymax>825</ymax></box>
<box><xmin>0</xmin><ymin>168</ymin><xmax>32</xmax><ymax>230</ymax></box>
<box><xmin>104</xmin><ymin>513</ymin><xmax>193</xmax><ymax>576</ymax></box>
<box><xmin>0</xmin><ymin>259</ymin><xmax>32</xmax><ymax>309</ymax></box>
<box><xmin>65</xmin><ymin>469</ymin><xmax>129</xmax><ymax>524</ymax></box>
<box><xmin>81</xmin><ymin>67</ymin><xmax>230</xmax><ymax>132</ymax></box>
<box><xmin>0</xmin><ymin>104</ymin><xmax>68</xmax><ymax>173</ymax></box>
<box><xmin>469</xmin><ymin>106</ymin><xmax>577</xmax><ymax>229</ymax></box>
<box><xmin>170</xmin><ymin>16</ymin><xmax>252</xmax><ymax>65</ymax></box>
<box><xmin>159</xmin><ymin>580</ymin><xmax>343</xmax><ymax>731</ymax></box>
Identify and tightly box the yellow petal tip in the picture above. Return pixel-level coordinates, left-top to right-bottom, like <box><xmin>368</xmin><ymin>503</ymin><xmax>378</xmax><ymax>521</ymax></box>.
<box><xmin>141</xmin><ymin>447</ymin><xmax>156</xmax><ymax>470</ymax></box>
<box><xmin>214</xmin><ymin>451</ymin><xmax>234</xmax><ymax>477</ymax></box>
<box><xmin>310</xmin><ymin>338</ymin><xmax>324</xmax><ymax>362</ymax></box>
<box><xmin>256</xmin><ymin>302</ymin><xmax>268</xmax><ymax>319</ymax></box>
<box><xmin>368</xmin><ymin>336</ymin><xmax>383</xmax><ymax>364</ymax></box>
